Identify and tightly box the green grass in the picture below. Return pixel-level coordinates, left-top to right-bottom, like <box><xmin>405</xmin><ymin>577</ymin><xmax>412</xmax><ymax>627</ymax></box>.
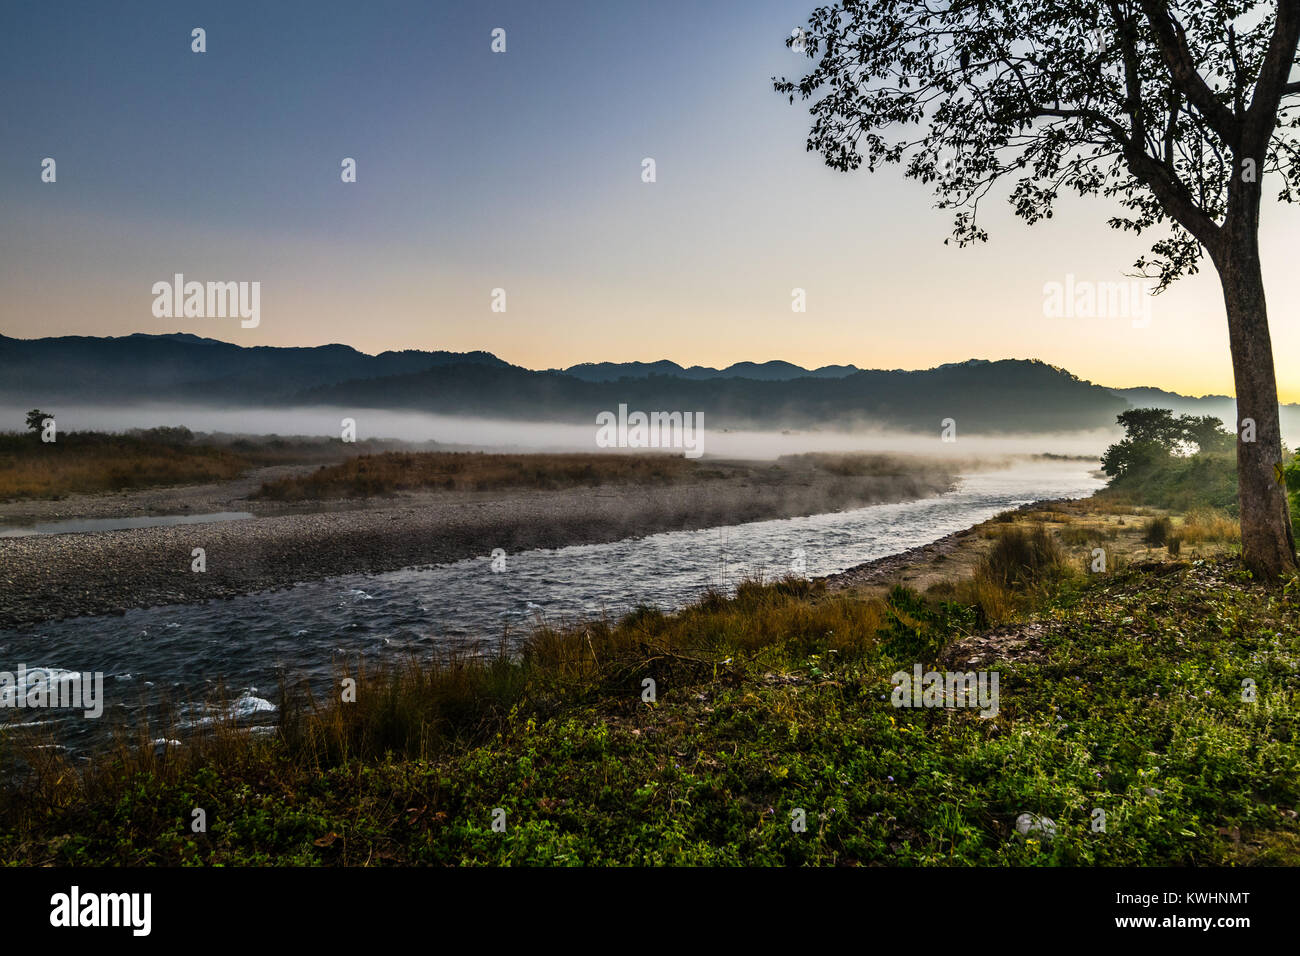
<box><xmin>2</xmin><ymin>551</ymin><xmax>1296</xmax><ymax>866</ymax></box>
<box><xmin>1100</xmin><ymin>450</ymin><xmax>1238</xmax><ymax>514</ymax></box>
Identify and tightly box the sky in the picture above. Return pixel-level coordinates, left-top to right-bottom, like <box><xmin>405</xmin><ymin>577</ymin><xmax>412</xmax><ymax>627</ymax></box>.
<box><xmin>2</xmin><ymin>0</ymin><xmax>1298</xmax><ymax>401</ymax></box>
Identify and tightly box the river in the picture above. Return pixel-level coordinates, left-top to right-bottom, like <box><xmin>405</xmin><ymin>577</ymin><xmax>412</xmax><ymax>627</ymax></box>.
<box><xmin>0</xmin><ymin>463</ymin><xmax>1104</xmax><ymax>754</ymax></box>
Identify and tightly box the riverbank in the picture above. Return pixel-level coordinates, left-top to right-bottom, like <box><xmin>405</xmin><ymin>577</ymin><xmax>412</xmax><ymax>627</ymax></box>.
<box><xmin>0</xmin><ymin>458</ymin><xmax>956</xmax><ymax>628</ymax></box>
<box><xmin>3</xmin><ymin>499</ymin><xmax>1292</xmax><ymax>866</ymax></box>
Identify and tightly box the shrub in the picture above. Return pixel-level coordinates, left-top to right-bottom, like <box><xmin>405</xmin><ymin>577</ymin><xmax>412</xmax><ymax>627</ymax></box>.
<box><xmin>876</xmin><ymin>586</ymin><xmax>974</xmax><ymax>659</ymax></box>
<box><xmin>979</xmin><ymin>526</ymin><xmax>1065</xmax><ymax>588</ymax></box>
<box><xmin>1143</xmin><ymin>516</ymin><xmax>1173</xmax><ymax>547</ymax></box>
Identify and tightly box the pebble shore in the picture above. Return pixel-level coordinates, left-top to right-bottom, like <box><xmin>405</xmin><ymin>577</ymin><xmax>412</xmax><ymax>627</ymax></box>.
<box><xmin>0</xmin><ymin>468</ymin><xmax>955</xmax><ymax>629</ymax></box>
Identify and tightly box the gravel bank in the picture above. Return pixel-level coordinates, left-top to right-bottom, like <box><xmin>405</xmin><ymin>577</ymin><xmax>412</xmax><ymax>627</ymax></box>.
<box><xmin>0</xmin><ymin>468</ymin><xmax>954</xmax><ymax>628</ymax></box>
<box><xmin>821</xmin><ymin>496</ymin><xmax>1087</xmax><ymax>593</ymax></box>
<box><xmin>821</xmin><ymin>524</ymin><xmax>985</xmax><ymax>591</ymax></box>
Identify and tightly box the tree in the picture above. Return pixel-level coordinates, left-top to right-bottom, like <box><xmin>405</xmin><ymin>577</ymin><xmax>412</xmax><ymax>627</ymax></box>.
<box><xmin>1100</xmin><ymin>406</ymin><xmax>1233</xmax><ymax>474</ymax></box>
<box><xmin>777</xmin><ymin>0</ymin><xmax>1300</xmax><ymax>578</ymax></box>
<box><xmin>1101</xmin><ymin>435</ymin><xmax>1170</xmax><ymax>476</ymax></box>
<box><xmin>1116</xmin><ymin>407</ymin><xmax>1184</xmax><ymax>447</ymax></box>
<box><xmin>1180</xmin><ymin>412</ymin><xmax>1237</xmax><ymax>452</ymax></box>
<box><xmin>24</xmin><ymin>409</ymin><xmax>51</xmax><ymax>435</ymax></box>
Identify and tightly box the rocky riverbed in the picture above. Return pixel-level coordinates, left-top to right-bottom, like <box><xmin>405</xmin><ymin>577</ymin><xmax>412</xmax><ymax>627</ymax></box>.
<box><xmin>0</xmin><ymin>465</ymin><xmax>955</xmax><ymax>628</ymax></box>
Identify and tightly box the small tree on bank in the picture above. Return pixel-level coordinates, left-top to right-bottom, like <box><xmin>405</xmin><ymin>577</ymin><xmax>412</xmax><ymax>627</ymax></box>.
<box><xmin>777</xmin><ymin>0</ymin><xmax>1300</xmax><ymax>579</ymax></box>
<box><xmin>24</xmin><ymin>409</ymin><xmax>51</xmax><ymax>435</ymax></box>
<box><xmin>1101</xmin><ymin>406</ymin><xmax>1234</xmax><ymax>476</ymax></box>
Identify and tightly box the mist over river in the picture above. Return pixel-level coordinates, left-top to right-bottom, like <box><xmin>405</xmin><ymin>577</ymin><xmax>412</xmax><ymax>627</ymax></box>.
<box><xmin>0</xmin><ymin>463</ymin><xmax>1104</xmax><ymax>755</ymax></box>
<box><xmin>0</xmin><ymin>402</ymin><xmax>1121</xmax><ymax>458</ymax></box>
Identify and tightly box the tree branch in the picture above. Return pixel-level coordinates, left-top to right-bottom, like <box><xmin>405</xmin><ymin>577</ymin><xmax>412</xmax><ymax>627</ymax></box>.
<box><xmin>1109</xmin><ymin>2</ymin><xmax>1222</xmax><ymax>251</ymax></box>
<box><xmin>1135</xmin><ymin>0</ymin><xmax>1241</xmax><ymax>142</ymax></box>
<box><xmin>1243</xmin><ymin>0</ymin><xmax>1300</xmax><ymax>157</ymax></box>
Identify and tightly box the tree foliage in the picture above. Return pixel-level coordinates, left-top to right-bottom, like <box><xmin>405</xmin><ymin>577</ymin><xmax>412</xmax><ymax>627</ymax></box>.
<box><xmin>1100</xmin><ymin>406</ymin><xmax>1234</xmax><ymax>475</ymax></box>
<box><xmin>24</xmin><ymin>409</ymin><xmax>51</xmax><ymax>434</ymax></box>
<box><xmin>775</xmin><ymin>0</ymin><xmax>1300</xmax><ymax>289</ymax></box>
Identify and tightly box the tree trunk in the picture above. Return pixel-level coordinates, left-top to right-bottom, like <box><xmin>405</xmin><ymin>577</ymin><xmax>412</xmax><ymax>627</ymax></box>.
<box><xmin>1215</xmin><ymin>234</ymin><xmax>1297</xmax><ymax>580</ymax></box>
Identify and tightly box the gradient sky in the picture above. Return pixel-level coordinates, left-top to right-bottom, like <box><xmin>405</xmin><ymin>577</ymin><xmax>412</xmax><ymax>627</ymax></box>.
<box><xmin>2</xmin><ymin>0</ymin><xmax>1298</xmax><ymax>400</ymax></box>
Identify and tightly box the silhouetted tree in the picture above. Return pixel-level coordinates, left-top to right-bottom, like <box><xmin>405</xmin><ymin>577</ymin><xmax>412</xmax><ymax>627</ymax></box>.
<box><xmin>1116</xmin><ymin>407</ymin><xmax>1185</xmax><ymax>447</ymax></box>
<box><xmin>24</xmin><ymin>409</ymin><xmax>51</xmax><ymax>435</ymax></box>
<box><xmin>777</xmin><ymin>0</ymin><xmax>1300</xmax><ymax>578</ymax></box>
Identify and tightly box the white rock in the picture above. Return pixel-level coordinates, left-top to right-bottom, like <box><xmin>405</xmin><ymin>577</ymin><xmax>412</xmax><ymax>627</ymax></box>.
<box><xmin>1015</xmin><ymin>812</ymin><xmax>1057</xmax><ymax>839</ymax></box>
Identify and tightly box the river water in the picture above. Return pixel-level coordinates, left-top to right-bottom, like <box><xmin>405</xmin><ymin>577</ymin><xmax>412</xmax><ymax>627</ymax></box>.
<box><xmin>0</xmin><ymin>463</ymin><xmax>1104</xmax><ymax>754</ymax></box>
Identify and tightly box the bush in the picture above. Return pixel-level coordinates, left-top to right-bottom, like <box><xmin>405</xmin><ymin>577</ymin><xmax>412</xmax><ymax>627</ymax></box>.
<box><xmin>1099</xmin><ymin>450</ymin><xmax>1237</xmax><ymax>514</ymax></box>
<box><xmin>1143</xmin><ymin>516</ymin><xmax>1173</xmax><ymax>547</ymax></box>
<box><xmin>979</xmin><ymin>526</ymin><xmax>1065</xmax><ymax>588</ymax></box>
<box><xmin>877</xmin><ymin>586</ymin><xmax>975</xmax><ymax>659</ymax></box>
<box><xmin>130</xmin><ymin>425</ymin><xmax>195</xmax><ymax>445</ymax></box>
<box><xmin>1284</xmin><ymin>452</ymin><xmax>1300</xmax><ymax>529</ymax></box>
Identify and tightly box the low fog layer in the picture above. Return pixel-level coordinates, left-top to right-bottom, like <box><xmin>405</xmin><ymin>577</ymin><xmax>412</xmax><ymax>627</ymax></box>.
<box><xmin>0</xmin><ymin>404</ymin><xmax>1126</xmax><ymax>459</ymax></box>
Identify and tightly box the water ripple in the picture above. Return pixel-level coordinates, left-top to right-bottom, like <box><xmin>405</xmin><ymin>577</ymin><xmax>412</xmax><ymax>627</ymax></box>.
<box><xmin>0</xmin><ymin>465</ymin><xmax>1102</xmax><ymax>750</ymax></box>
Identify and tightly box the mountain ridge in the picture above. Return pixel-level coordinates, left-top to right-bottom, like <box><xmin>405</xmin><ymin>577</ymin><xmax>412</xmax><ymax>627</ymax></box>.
<box><xmin>0</xmin><ymin>332</ymin><xmax>1286</xmax><ymax>435</ymax></box>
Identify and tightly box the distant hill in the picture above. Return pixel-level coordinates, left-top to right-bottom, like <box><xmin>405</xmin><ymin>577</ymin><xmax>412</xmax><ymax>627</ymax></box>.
<box><xmin>0</xmin><ymin>333</ymin><xmax>507</xmax><ymax>404</ymax></box>
<box><xmin>1106</xmin><ymin>386</ymin><xmax>1237</xmax><ymax>420</ymax></box>
<box><xmin>293</xmin><ymin>356</ymin><xmax>1127</xmax><ymax>433</ymax></box>
<box><xmin>4</xmin><ymin>331</ymin><xmax>1266</xmax><ymax>435</ymax></box>
<box><xmin>558</xmin><ymin>359</ymin><xmax>862</xmax><ymax>382</ymax></box>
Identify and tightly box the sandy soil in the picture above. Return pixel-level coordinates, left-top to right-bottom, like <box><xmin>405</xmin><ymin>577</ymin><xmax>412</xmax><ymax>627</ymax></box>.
<box><xmin>823</xmin><ymin>524</ymin><xmax>990</xmax><ymax>594</ymax></box>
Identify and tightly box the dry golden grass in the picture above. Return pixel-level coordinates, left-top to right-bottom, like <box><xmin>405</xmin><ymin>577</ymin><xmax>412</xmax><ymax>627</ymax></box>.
<box><xmin>252</xmin><ymin>451</ymin><xmax>707</xmax><ymax>500</ymax></box>
<box><xmin>940</xmin><ymin>523</ymin><xmax>1068</xmax><ymax>624</ymax></box>
<box><xmin>0</xmin><ymin>428</ymin><xmax>493</xmax><ymax>501</ymax></box>
<box><xmin>6</xmin><ymin>683</ymin><xmax>270</xmax><ymax>813</ymax></box>
<box><xmin>1059</xmin><ymin>523</ymin><xmax>1119</xmax><ymax>545</ymax></box>
<box><xmin>915</xmin><ymin>503</ymin><xmax>1238</xmax><ymax>624</ymax></box>
<box><xmin>0</xmin><ymin>433</ymin><xmax>250</xmax><ymax>500</ymax></box>
<box><xmin>1178</xmin><ymin>507</ymin><xmax>1240</xmax><ymax>544</ymax></box>
<box><xmin>949</xmin><ymin>573</ymin><xmax>1018</xmax><ymax>624</ymax></box>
